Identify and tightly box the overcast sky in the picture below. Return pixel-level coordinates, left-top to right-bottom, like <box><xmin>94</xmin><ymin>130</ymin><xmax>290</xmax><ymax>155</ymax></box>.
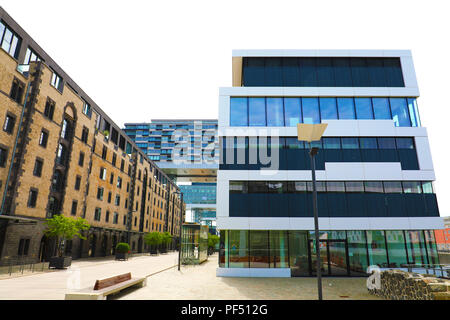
<box><xmin>2</xmin><ymin>0</ymin><xmax>449</xmax><ymax>216</ymax></box>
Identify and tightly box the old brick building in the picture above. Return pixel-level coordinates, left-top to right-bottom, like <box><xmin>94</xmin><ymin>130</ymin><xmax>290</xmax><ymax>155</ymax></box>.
<box><xmin>0</xmin><ymin>7</ymin><xmax>185</xmax><ymax>265</ymax></box>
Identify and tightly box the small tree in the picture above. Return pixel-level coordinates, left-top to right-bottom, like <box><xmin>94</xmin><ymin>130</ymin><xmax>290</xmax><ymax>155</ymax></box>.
<box><xmin>162</xmin><ymin>232</ymin><xmax>173</xmax><ymax>251</ymax></box>
<box><xmin>144</xmin><ymin>232</ymin><xmax>163</xmax><ymax>253</ymax></box>
<box><xmin>44</xmin><ymin>215</ymin><xmax>90</xmax><ymax>257</ymax></box>
<box><xmin>208</xmin><ymin>234</ymin><xmax>220</xmax><ymax>254</ymax></box>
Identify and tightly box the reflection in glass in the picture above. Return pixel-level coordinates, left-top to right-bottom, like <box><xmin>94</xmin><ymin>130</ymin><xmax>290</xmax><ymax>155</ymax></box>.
<box><xmin>383</xmin><ymin>182</ymin><xmax>402</xmax><ymax>193</ymax></box>
<box><xmin>359</xmin><ymin>137</ymin><xmax>377</xmax><ymax>149</ymax></box>
<box><xmin>355</xmin><ymin>98</ymin><xmax>374</xmax><ymax>119</ymax></box>
<box><xmin>289</xmin><ymin>231</ymin><xmax>309</xmax><ymax>276</ymax></box>
<box><xmin>302</xmin><ymin>98</ymin><xmax>320</xmax><ymax>124</ymax></box>
<box><xmin>269</xmin><ymin>230</ymin><xmax>289</xmax><ymax>268</ymax></box>
<box><xmin>372</xmin><ymin>98</ymin><xmax>391</xmax><ymax>119</ymax></box>
<box><xmin>390</xmin><ymin>98</ymin><xmax>411</xmax><ymax>127</ymax></box>
<box><xmin>319</xmin><ymin>98</ymin><xmax>338</xmax><ymax>120</ymax></box>
<box><xmin>406</xmin><ymin>231</ymin><xmax>427</xmax><ymax>265</ymax></box>
<box><xmin>323</xmin><ymin>137</ymin><xmax>340</xmax><ymax>149</ymax></box>
<box><xmin>337</xmin><ymin>98</ymin><xmax>356</xmax><ymax>119</ymax></box>
<box><xmin>424</xmin><ymin>230</ymin><xmax>439</xmax><ymax>265</ymax></box>
<box><xmin>284</xmin><ymin>98</ymin><xmax>302</xmax><ymax>126</ymax></box>
<box><xmin>366</xmin><ymin>230</ymin><xmax>388</xmax><ymax>267</ymax></box>
<box><xmin>407</xmin><ymin>98</ymin><xmax>420</xmax><ymax>127</ymax></box>
<box><xmin>230</xmin><ymin>98</ymin><xmax>248</xmax><ymax>126</ymax></box>
<box><xmin>341</xmin><ymin>138</ymin><xmax>359</xmax><ymax>149</ymax></box>
<box><xmin>385</xmin><ymin>231</ymin><xmax>407</xmax><ymax>267</ymax></box>
<box><xmin>229</xmin><ymin>230</ymin><xmax>249</xmax><ymax>268</ymax></box>
<box><xmin>249</xmin><ymin>98</ymin><xmax>266</xmax><ymax>126</ymax></box>
<box><xmin>249</xmin><ymin>231</ymin><xmax>269</xmax><ymax>268</ymax></box>
<box><xmin>266</xmin><ymin>98</ymin><xmax>284</xmax><ymax>126</ymax></box>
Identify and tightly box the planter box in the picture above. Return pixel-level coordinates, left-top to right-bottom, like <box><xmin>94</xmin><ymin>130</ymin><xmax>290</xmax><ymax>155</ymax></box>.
<box><xmin>115</xmin><ymin>252</ymin><xmax>129</xmax><ymax>261</ymax></box>
<box><xmin>49</xmin><ymin>256</ymin><xmax>72</xmax><ymax>269</ymax></box>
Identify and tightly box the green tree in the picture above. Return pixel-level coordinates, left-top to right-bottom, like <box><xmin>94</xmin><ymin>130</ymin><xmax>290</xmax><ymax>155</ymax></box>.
<box><xmin>144</xmin><ymin>232</ymin><xmax>163</xmax><ymax>252</ymax></box>
<box><xmin>44</xmin><ymin>215</ymin><xmax>90</xmax><ymax>257</ymax></box>
<box><xmin>162</xmin><ymin>231</ymin><xmax>173</xmax><ymax>251</ymax></box>
<box><xmin>208</xmin><ymin>234</ymin><xmax>220</xmax><ymax>252</ymax></box>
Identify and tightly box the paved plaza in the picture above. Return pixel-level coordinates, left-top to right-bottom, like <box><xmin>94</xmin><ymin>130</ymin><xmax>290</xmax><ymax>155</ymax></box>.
<box><xmin>0</xmin><ymin>252</ymin><xmax>380</xmax><ymax>300</ymax></box>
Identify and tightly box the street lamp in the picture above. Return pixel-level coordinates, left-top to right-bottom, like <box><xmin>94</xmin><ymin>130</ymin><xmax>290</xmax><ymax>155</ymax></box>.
<box><xmin>173</xmin><ymin>191</ymin><xmax>184</xmax><ymax>271</ymax></box>
<box><xmin>297</xmin><ymin>123</ymin><xmax>328</xmax><ymax>301</ymax></box>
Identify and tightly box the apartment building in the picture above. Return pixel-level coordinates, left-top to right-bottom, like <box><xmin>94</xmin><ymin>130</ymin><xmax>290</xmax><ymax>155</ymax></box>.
<box><xmin>124</xmin><ymin>120</ymin><xmax>218</xmax><ymax>230</ymax></box>
<box><xmin>217</xmin><ymin>50</ymin><xmax>444</xmax><ymax>277</ymax></box>
<box><xmin>0</xmin><ymin>7</ymin><xmax>184</xmax><ymax>265</ymax></box>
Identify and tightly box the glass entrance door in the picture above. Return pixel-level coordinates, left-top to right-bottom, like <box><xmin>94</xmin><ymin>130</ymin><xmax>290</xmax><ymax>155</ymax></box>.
<box><xmin>309</xmin><ymin>239</ymin><xmax>350</xmax><ymax>276</ymax></box>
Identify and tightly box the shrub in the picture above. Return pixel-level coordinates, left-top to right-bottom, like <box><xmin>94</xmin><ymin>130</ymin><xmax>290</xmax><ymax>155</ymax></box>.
<box><xmin>116</xmin><ymin>242</ymin><xmax>130</xmax><ymax>254</ymax></box>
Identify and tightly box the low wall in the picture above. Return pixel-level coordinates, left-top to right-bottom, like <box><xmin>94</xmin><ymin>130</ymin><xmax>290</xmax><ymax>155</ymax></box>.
<box><xmin>368</xmin><ymin>269</ymin><xmax>450</xmax><ymax>300</ymax></box>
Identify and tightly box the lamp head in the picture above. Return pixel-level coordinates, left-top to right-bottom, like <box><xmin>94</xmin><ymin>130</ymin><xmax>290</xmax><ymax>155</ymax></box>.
<box><xmin>297</xmin><ymin>123</ymin><xmax>328</xmax><ymax>142</ymax></box>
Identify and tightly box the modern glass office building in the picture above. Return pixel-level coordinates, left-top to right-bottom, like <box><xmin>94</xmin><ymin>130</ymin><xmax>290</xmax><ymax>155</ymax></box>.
<box><xmin>216</xmin><ymin>50</ymin><xmax>444</xmax><ymax>277</ymax></box>
<box><xmin>123</xmin><ymin>120</ymin><xmax>218</xmax><ymax>229</ymax></box>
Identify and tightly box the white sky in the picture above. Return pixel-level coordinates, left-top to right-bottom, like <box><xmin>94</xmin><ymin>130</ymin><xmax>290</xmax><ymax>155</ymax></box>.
<box><xmin>2</xmin><ymin>0</ymin><xmax>449</xmax><ymax>216</ymax></box>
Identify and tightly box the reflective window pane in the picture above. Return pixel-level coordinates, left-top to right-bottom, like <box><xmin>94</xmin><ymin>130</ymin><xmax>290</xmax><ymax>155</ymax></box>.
<box><xmin>323</xmin><ymin>137</ymin><xmax>340</xmax><ymax>149</ymax></box>
<box><xmin>319</xmin><ymin>98</ymin><xmax>338</xmax><ymax>120</ymax></box>
<box><xmin>337</xmin><ymin>98</ymin><xmax>356</xmax><ymax>119</ymax></box>
<box><xmin>288</xmin><ymin>181</ymin><xmax>307</xmax><ymax>192</ymax></box>
<box><xmin>377</xmin><ymin>138</ymin><xmax>396</xmax><ymax>149</ymax></box>
<box><xmin>248</xmin><ymin>98</ymin><xmax>266</xmax><ymax>126</ymax></box>
<box><xmin>406</xmin><ymin>231</ymin><xmax>427</xmax><ymax>264</ymax></box>
<box><xmin>390</xmin><ymin>98</ymin><xmax>411</xmax><ymax>127</ymax></box>
<box><xmin>269</xmin><ymin>230</ymin><xmax>289</xmax><ymax>268</ymax></box>
<box><xmin>1</xmin><ymin>28</ymin><xmax>12</xmax><ymax>52</ymax></box>
<box><xmin>424</xmin><ymin>230</ymin><xmax>439</xmax><ymax>265</ymax></box>
<box><xmin>354</xmin><ymin>98</ymin><xmax>374</xmax><ymax>119</ymax></box>
<box><xmin>326</xmin><ymin>181</ymin><xmax>345</xmax><ymax>192</ymax></box>
<box><xmin>346</xmin><ymin>230</ymin><xmax>368</xmax><ymax>275</ymax></box>
<box><xmin>249</xmin><ymin>231</ymin><xmax>269</xmax><ymax>268</ymax></box>
<box><xmin>385</xmin><ymin>231</ymin><xmax>408</xmax><ymax>267</ymax></box>
<box><xmin>229</xmin><ymin>230</ymin><xmax>249</xmax><ymax>268</ymax></box>
<box><xmin>345</xmin><ymin>181</ymin><xmax>364</xmax><ymax>192</ymax></box>
<box><xmin>383</xmin><ymin>181</ymin><xmax>402</xmax><ymax>193</ymax></box>
<box><xmin>402</xmin><ymin>181</ymin><xmax>422</xmax><ymax>193</ymax></box>
<box><xmin>359</xmin><ymin>137</ymin><xmax>377</xmax><ymax>149</ymax></box>
<box><xmin>341</xmin><ymin>137</ymin><xmax>359</xmax><ymax>149</ymax></box>
<box><xmin>366</xmin><ymin>230</ymin><xmax>388</xmax><ymax>267</ymax></box>
<box><xmin>284</xmin><ymin>98</ymin><xmax>302</xmax><ymax>126</ymax></box>
<box><xmin>364</xmin><ymin>181</ymin><xmax>383</xmax><ymax>193</ymax></box>
<box><xmin>422</xmin><ymin>182</ymin><xmax>433</xmax><ymax>194</ymax></box>
<box><xmin>372</xmin><ymin>98</ymin><xmax>391</xmax><ymax>119</ymax></box>
<box><xmin>307</xmin><ymin>181</ymin><xmax>326</xmax><ymax>192</ymax></box>
<box><xmin>407</xmin><ymin>98</ymin><xmax>421</xmax><ymax>127</ymax></box>
<box><xmin>285</xmin><ymin>137</ymin><xmax>304</xmax><ymax>149</ymax></box>
<box><xmin>301</xmin><ymin>98</ymin><xmax>320</xmax><ymax>124</ymax></box>
<box><xmin>395</xmin><ymin>137</ymin><xmax>414</xmax><ymax>149</ymax></box>
<box><xmin>230</xmin><ymin>98</ymin><xmax>248</xmax><ymax>126</ymax></box>
<box><xmin>266</xmin><ymin>98</ymin><xmax>284</xmax><ymax>126</ymax></box>
<box><xmin>267</xmin><ymin>181</ymin><xmax>285</xmax><ymax>193</ymax></box>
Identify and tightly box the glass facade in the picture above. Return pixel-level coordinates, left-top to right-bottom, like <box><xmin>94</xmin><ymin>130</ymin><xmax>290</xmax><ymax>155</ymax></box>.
<box><xmin>219</xmin><ymin>229</ymin><xmax>440</xmax><ymax>276</ymax></box>
<box><xmin>229</xmin><ymin>180</ymin><xmax>439</xmax><ymax>218</ymax></box>
<box><xmin>230</xmin><ymin>97</ymin><xmax>420</xmax><ymax>127</ymax></box>
<box><xmin>242</xmin><ymin>57</ymin><xmax>404</xmax><ymax>87</ymax></box>
<box><xmin>220</xmin><ymin>136</ymin><xmax>420</xmax><ymax>170</ymax></box>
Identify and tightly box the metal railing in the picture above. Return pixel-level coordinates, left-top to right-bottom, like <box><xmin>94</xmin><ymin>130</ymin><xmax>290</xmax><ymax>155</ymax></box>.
<box><xmin>399</xmin><ymin>264</ymin><xmax>450</xmax><ymax>279</ymax></box>
<box><xmin>0</xmin><ymin>256</ymin><xmax>49</xmax><ymax>277</ymax></box>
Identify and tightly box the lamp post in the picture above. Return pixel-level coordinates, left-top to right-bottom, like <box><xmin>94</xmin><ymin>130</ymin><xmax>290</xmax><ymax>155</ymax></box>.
<box><xmin>173</xmin><ymin>191</ymin><xmax>184</xmax><ymax>271</ymax></box>
<box><xmin>297</xmin><ymin>123</ymin><xmax>328</xmax><ymax>301</ymax></box>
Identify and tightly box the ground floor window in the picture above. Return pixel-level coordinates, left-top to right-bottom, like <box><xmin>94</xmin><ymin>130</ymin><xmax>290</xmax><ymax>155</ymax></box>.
<box><xmin>219</xmin><ymin>229</ymin><xmax>439</xmax><ymax>276</ymax></box>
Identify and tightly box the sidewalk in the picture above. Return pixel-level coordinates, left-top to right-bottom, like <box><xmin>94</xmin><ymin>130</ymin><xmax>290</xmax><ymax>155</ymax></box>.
<box><xmin>117</xmin><ymin>254</ymin><xmax>381</xmax><ymax>300</ymax></box>
<box><xmin>0</xmin><ymin>252</ymin><xmax>179</xmax><ymax>300</ymax></box>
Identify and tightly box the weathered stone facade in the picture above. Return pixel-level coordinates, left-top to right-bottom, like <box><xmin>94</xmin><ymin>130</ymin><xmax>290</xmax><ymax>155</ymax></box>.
<box><xmin>0</xmin><ymin>7</ymin><xmax>185</xmax><ymax>266</ymax></box>
<box><xmin>368</xmin><ymin>269</ymin><xmax>450</xmax><ymax>300</ymax></box>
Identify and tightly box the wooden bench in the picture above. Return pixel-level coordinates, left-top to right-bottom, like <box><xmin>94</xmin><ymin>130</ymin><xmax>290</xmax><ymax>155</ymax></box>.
<box><xmin>65</xmin><ymin>272</ymin><xmax>147</xmax><ymax>300</ymax></box>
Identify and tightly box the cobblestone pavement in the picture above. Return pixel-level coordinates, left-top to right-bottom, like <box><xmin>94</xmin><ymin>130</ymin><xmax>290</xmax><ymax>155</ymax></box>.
<box><xmin>117</xmin><ymin>254</ymin><xmax>381</xmax><ymax>300</ymax></box>
<box><xmin>0</xmin><ymin>252</ymin><xmax>179</xmax><ymax>300</ymax></box>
